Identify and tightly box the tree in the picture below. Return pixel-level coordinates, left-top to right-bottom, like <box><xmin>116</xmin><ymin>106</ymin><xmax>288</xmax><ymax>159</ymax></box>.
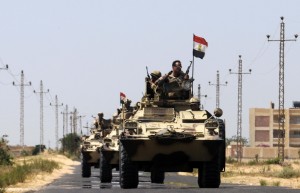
<box><xmin>61</xmin><ymin>133</ymin><xmax>81</xmax><ymax>156</ymax></box>
<box><xmin>32</xmin><ymin>144</ymin><xmax>46</xmax><ymax>155</ymax></box>
<box><xmin>226</xmin><ymin>135</ymin><xmax>249</xmax><ymax>147</ymax></box>
<box><xmin>0</xmin><ymin>137</ymin><xmax>13</xmax><ymax>165</ymax></box>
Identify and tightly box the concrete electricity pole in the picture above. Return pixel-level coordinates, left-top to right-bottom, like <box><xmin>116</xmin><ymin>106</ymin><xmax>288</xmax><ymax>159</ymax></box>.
<box><xmin>197</xmin><ymin>84</ymin><xmax>207</xmax><ymax>110</ymax></box>
<box><xmin>209</xmin><ymin>71</ymin><xmax>228</xmax><ymax>108</ymax></box>
<box><xmin>33</xmin><ymin>80</ymin><xmax>49</xmax><ymax>153</ymax></box>
<box><xmin>61</xmin><ymin>105</ymin><xmax>73</xmax><ymax>136</ymax></box>
<box><xmin>229</xmin><ymin>56</ymin><xmax>251</xmax><ymax>162</ymax></box>
<box><xmin>77</xmin><ymin>115</ymin><xmax>86</xmax><ymax>135</ymax></box>
<box><xmin>50</xmin><ymin>95</ymin><xmax>63</xmax><ymax>151</ymax></box>
<box><xmin>13</xmin><ymin>70</ymin><xmax>31</xmax><ymax>148</ymax></box>
<box><xmin>267</xmin><ymin>17</ymin><xmax>298</xmax><ymax>162</ymax></box>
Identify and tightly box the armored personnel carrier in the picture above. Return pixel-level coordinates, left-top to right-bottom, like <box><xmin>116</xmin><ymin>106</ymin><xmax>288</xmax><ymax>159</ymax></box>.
<box><xmin>119</xmin><ymin>70</ymin><xmax>226</xmax><ymax>188</ymax></box>
<box><xmin>99</xmin><ymin>102</ymin><xmax>134</xmax><ymax>183</ymax></box>
<box><xmin>80</xmin><ymin>113</ymin><xmax>106</xmax><ymax>178</ymax></box>
<box><xmin>99</xmin><ymin>112</ymin><xmax>119</xmax><ymax>183</ymax></box>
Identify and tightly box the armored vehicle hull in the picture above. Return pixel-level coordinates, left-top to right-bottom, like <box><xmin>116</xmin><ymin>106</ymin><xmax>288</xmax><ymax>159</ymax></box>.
<box><xmin>81</xmin><ymin>140</ymin><xmax>102</xmax><ymax>178</ymax></box>
<box><xmin>120</xmin><ymin>138</ymin><xmax>224</xmax><ymax>164</ymax></box>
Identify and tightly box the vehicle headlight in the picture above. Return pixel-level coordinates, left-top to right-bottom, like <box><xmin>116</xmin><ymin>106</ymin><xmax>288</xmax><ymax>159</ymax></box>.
<box><xmin>205</xmin><ymin>120</ymin><xmax>219</xmax><ymax>136</ymax></box>
<box><xmin>125</xmin><ymin>121</ymin><xmax>138</xmax><ymax>134</ymax></box>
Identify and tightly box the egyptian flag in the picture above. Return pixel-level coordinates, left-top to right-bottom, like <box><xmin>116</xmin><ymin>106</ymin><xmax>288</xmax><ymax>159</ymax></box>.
<box><xmin>193</xmin><ymin>34</ymin><xmax>208</xmax><ymax>59</ymax></box>
<box><xmin>120</xmin><ymin>92</ymin><xmax>126</xmax><ymax>104</ymax></box>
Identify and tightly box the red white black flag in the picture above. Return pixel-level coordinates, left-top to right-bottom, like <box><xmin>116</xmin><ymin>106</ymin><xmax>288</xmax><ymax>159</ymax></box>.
<box><xmin>120</xmin><ymin>92</ymin><xmax>126</xmax><ymax>104</ymax></box>
<box><xmin>193</xmin><ymin>34</ymin><xmax>208</xmax><ymax>59</ymax></box>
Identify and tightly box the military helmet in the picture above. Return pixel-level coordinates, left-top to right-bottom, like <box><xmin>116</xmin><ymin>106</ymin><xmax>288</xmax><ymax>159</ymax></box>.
<box><xmin>150</xmin><ymin>70</ymin><xmax>161</xmax><ymax>78</ymax></box>
<box><xmin>190</xmin><ymin>97</ymin><xmax>200</xmax><ymax>103</ymax></box>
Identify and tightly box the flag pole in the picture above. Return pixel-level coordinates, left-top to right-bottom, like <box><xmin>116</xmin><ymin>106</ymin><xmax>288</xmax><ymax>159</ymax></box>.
<box><xmin>192</xmin><ymin>56</ymin><xmax>195</xmax><ymax>96</ymax></box>
<box><xmin>122</xmin><ymin>103</ymin><xmax>125</xmax><ymax>131</ymax></box>
<box><xmin>192</xmin><ymin>34</ymin><xmax>195</xmax><ymax>96</ymax></box>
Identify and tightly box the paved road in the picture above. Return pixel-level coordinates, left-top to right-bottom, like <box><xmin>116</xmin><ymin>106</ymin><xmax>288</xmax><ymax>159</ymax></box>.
<box><xmin>33</xmin><ymin>165</ymin><xmax>298</xmax><ymax>193</ymax></box>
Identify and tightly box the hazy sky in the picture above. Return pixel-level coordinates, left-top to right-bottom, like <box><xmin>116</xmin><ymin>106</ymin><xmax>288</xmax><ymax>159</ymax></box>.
<box><xmin>1</xmin><ymin>0</ymin><xmax>300</xmax><ymax>148</ymax></box>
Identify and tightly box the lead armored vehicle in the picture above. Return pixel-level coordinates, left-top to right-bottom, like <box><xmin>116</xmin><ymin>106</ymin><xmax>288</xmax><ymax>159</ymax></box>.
<box><xmin>119</xmin><ymin>70</ymin><xmax>226</xmax><ymax>188</ymax></box>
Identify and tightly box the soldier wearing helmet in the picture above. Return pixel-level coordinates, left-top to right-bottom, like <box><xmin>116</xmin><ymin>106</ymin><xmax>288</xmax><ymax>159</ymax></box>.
<box><xmin>146</xmin><ymin>70</ymin><xmax>162</xmax><ymax>98</ymax></box>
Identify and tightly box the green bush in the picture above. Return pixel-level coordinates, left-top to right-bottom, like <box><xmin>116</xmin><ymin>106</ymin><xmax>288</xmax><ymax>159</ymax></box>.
<box><xmin>226</xmin><ymin>156</ymin><xmax>237</xmax><ymax>163</ymax></box>
<box><xmin>0</xmin><ymin>138</ymin><xmax>13</xmax><ymax>166</ymax></box>
<box><xmin>272</xmin><ymin>181</ymin><xmax>280</xmax><ymax>187</ymax></box>
<box><xmin>32</xmin><ymin>145</ymin><xmax>46</xmax><ymax>155</ymax></box>
<box><xmin>263</xmin><ymin>158</ymin><xmax>280</xmax><ymax>165</ymax></box>
<box><xmin>259</xmin><ymin>179</ymin><xmax>267</xmax><ymax>186</ymax></box>
<box><xmin>276</xmin><ymin>166</ymin><xmax>300</xmax><ymax>179</ymax></box>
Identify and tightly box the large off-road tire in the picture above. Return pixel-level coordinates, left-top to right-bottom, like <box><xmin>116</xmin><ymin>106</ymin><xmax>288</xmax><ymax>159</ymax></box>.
<box><xmin>100</xmin><ymin>151</ymin><xmax>112</xmax><ymax>183</ymax></box>
<box><xmin>119</xmin><ymin>143</ymin><xmax>138</xmax><ymax>189</ymax></box>
<box><xmin>151</xmin><ymin>170</ymin><xmax>165</xmax><ymax>184</ymax></box>
<box><xmin>81</xmin><ymin>156</ymin><xmax>91</xmax><ymax>178</ymax></box>
<box><xmin>198</xmin><ymin>160</ymin><xmax>221</xmax><ymax>188</ymax></box>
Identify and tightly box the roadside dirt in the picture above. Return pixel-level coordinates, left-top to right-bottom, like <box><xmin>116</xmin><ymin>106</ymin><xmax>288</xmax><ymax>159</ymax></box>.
<box><xmin>6</xmin><ymin>153</ymin><xmax>80</xmax><ymax>193</ymax></box>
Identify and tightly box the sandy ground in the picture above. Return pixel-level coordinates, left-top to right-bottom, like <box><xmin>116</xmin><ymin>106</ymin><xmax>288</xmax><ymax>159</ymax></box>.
<box><xmin>221</xmin><ymin>161</ymin><xmax>300</xmax><ymax>189</ymax></box>
<box><xmin>6</xmin><ymin>153</ymin><xmax>80</xmax><ymax>193</ymax></box>
<box><xmin>180</xmin><ymin>160</ymin><xmax>300</xmax><ymax>189</ymax></box>
<box><xmin>6</xmin><ymin>154</ymin><xmax>300</xmax><ymax>192</ymax></box>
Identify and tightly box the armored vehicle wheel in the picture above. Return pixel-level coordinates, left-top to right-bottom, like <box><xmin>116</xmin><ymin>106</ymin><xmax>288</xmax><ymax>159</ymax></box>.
<box><xmin>100</xmin><ymin>151</ymin><xmax>112</xmax><ymax>183</ymax></box>
<box><xmin>119</xmin><ymin>143</ymin><xmax>138</xmax><ymax>189</ymax></box>
<box><xmin>81</xmin><ymin>156</ymin><xmax>91</xmax><ymax>178</ymax></box>
<box><xmin>198</xmin><ymin>160</ymin><xmax>220</xmax><ymax>188</ymax></box>
<box><xmin>150</xmin><ymin>170</ymin><xmax>165</xmax><ymax>184</ymax></box>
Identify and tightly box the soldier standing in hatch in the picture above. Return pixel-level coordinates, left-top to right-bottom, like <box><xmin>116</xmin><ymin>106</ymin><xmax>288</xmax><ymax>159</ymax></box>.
<box><xmin>147</xmin><ymin>70</ymin><xmax>161</xmax><ymax>98</ymax></box>
<box><xmin>168</xmin><ymin>60</ymin><xmax>189</xmax><ymax>82</ymax></box>
<box><xmin>154</xmin><ymin>60</ymin><xmax>190</xmax><ymax>99</ymax></box>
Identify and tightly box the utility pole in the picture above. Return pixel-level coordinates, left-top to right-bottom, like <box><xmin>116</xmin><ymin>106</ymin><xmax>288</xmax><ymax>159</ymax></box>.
<box><xmin>197</xmin><ymin>84</ymin><xmax>207</xmax><ymax>110</ymax></box>
<box><xmin>34</xmin><ymin>80</ymin><xmax>49</xmax><ymax>153</ymax></box>
<box><xmin>229</xmin><ymin>55</ymin><xmax>251</xmax><ymax>162</ymax></box>
<box><xmin>61</xmin><ymin>105</ymin><xmax>73</xmax><ymax>136</ymax></box>
<box><xmin>77</xmin><ymin>115</ymin><xmax>86</xmax><ymax>135</ymax></box>
<box><xmin>13</xmin><ymin>70</ymin><xmax>31</xmax><ymax>148</ymax></box>
<box><xmin>72</xmin><ymin>108</ymin><xmax>78</xmax><ymax>134</ymax></box>
<box><xmin>209</xmin><ymin>71</ymin><xmax>228</xmax><ymax>108</ymax></box>
<box><xmin>267</xmin><ymin>17</ymin><xmax>298</xmax><ymax>162</ymax></box>
<box><xmin>83</xmin><ymin>122</ymin><xmax>89</xmax><ymax>135</ymax></box>
<box><xmin>50</xmin><ymin>95</ymin><xmax>63</xmax><ymax>151</ymax></box>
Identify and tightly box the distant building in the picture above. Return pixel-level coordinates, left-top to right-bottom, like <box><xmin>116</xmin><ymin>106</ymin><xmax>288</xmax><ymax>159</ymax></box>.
<box><xmin>242</xmin><ymin>101</ymin><xmax>300</xmax><ymax>159</ymax></box>
<box><xmin>249</xmin><ymin>102</ymin><xmax>300</xmax><ymax>148</ymax></box>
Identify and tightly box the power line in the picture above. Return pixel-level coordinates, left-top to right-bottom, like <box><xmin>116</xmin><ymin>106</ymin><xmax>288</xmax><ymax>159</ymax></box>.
<box><xmin>13</xmin><ymin>70</ymin><xmax>31</xmax><ymax>148</ymax></box>
<box><xmin>229</xmin><ymin>56</ymin><xmax>251</xmax><ymax>162</ymax></box>
<box><xmin>267</xmin><ymin>16</ymin><xmax>298</xmax><ymax>163</ymax></box>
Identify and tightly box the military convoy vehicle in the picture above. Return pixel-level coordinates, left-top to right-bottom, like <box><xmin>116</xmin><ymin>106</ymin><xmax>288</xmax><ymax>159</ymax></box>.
<box><xmin>99</xmin><ymin>126</ymin><xmax>119</xmax><ymax>182</ymax></box>
<box><xmin>99</xmin><ymin>101</ymin><xmax>134</xmax><ymax>183</ymax></box>
<box><xmin>81</xmin><ymin>113</ymin><xmax>112</xmax><ymax>178</ymax></box>
<box><xmin>99</xmin><ymin>111</ymin><xmax>121</xmax><ymax>183</ymax></box>
<box><xmin>80</xmin><ymin>127</ymin><xmax>102</xmax><ymax>178</ymax></box>
<box><xmin>118</xmin><ymin>71</ymin><xmax>226</xmax><ymax>188</ymax></box>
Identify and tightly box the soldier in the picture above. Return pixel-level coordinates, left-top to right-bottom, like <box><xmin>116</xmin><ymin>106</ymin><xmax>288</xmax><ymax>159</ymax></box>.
<box><xmin>147</xmin><ymin>70</ymin><xmax>161</xmax><ymax>98</ymax></box>
<box><xmin>168</xmin><ymin>60</ymin><xmax>189</xmax><ymax>82</ymax></box>
<box><xmin>155</xmin><ymin>60</ymin><xmax>190</xmax><ymax>99</ymax></box>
